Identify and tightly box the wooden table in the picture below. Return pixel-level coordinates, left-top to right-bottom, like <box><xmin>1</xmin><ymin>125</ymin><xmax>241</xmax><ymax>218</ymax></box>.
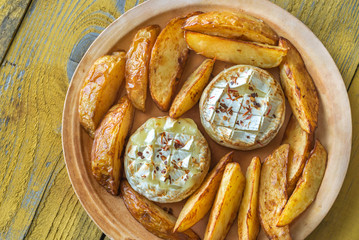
<box><xmin>0</xmin><ymin>0</ymin><xmax>358</xmax><ymax>239</ymax></box>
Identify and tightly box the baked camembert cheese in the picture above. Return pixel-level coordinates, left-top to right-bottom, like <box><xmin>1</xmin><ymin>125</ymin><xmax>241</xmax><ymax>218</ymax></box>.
<box><xmin>124</xmin><ymin>117</ymin><xmax>210</xmax><ymax>203</ymax></box>
<box><xmin>200</xmin><ymin>65</ymin><xmax>285</xmax><ymax>150</ymax></box>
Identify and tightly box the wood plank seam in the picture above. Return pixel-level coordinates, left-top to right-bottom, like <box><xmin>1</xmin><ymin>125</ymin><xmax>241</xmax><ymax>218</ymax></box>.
<box><xmin>347</xmin><ymin>64</ymin><xmax>359</xmax><ymax>91</ymax></box>
<box><xmin>0</xmin><ymin>0</ymin><xmax>34</xmax><ymax>65</ymax></box>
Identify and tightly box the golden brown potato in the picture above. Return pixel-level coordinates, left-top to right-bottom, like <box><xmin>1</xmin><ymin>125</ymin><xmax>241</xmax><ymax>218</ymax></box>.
<box><xmin>237</xmin><ymin>156</ymin><xmax>261</xmax><ymax>240</ymax></box>
<box><xmin>126</xmin><ymin>25</ymin><xmax>161</xmax><ymax>112</ymax></box>
<box><xmin>183</xmin><ymin>11</ymin><xmax>278</xmax><ymax>45</ymax></box>
<box><xmin>279</xmin><ymin>37</ymin><xmax>319</xmax><ymax>134</ymax></box>
<box><xmin>79</xmin><ymin>51</ymin><xmax>126</xmax><ymax>137</ymax></box>
<box><xmin>169</xmin><ymin>58</ymin><xmax>215</xmax><ymax>118</ymax></box>
<box><xmin>277</xmin><ymin>140</ymin><xmax>327</xmax><ymax>226</ymax></box>
<box><xmin>91</xmin><ymin>96</ymin><xmax>134</xmax><ymax>195</ymax></box>
<box><xmin>282</xmin><ymin>115</ymin><xmax>313</xmax><ymax>195</ymax></box>
<box><xmin>149</xmin><ymin>12</ymin><xmax>201</xmax><ymax>111</ymax></box>
<box><xmin>204</xmin><ymin>162</ymin><xmax>245</xmax><ymax>240</ymax></box>
<box><xmin>120</xmin><ymin>180</ymin><xmax>200</xmax><ymax>240</ymax></box>
<box><xmin>185</xmin><ymin>31</ymin><xmax>287</xmax><ymax>68</ymax></box>
<box><xmin>174</xmin><ymin>151</ymin><xmax>233</xmax><ymax>232</ymax></box>
<box><xmin>259</xmin><ymin>144</ymin><xmax>292</xmax><ymax>240</ymax></box>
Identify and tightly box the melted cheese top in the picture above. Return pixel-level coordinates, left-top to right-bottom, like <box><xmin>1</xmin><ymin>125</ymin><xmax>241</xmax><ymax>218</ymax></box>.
<box><xmin>200</xmin><ymin>65</ymin><xmax>285</xmax><ymax>150</ymax></box>
<box><xmin>124</xmin><ymin>117</ymin><xmax>210</xmax><ymax>203</ymax></box>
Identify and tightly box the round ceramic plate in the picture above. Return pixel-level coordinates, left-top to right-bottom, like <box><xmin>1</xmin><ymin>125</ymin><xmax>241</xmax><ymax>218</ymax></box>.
<box><xmin>62</xmin><ymin>0</ymin><xmax>352</xmax><ymax>239</ymax></box>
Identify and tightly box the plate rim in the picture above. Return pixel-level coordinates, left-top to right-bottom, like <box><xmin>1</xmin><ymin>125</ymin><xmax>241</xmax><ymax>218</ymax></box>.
<box><xmin>62</xmin><ymin>0</ymin><xmax>352</xmax><ymax>239</ymax></box>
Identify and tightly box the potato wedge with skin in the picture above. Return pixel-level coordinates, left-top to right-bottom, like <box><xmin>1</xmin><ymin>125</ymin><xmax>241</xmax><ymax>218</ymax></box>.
<box><xmin>149</xmin><ymin>12</ymin><xmax>201</xmax><ymax>111</ymax></box>
<box><xmin>204</xmin><ymin>162</ymin><xmax>245</xmax><ymax>240</ymax></box>
<box><xmin>91</xmin><ymin>96</ymin><xmax>134</xmax><ymax>195</ymax></box>
<box><xmin>238</xmin><ymin>156</ymin><xmax>261</xmax><ymax>240</ymax></box>
<box><xmin>277</xmin><ymin>140</ymin><xmax>327</xmax><ymax>226</ymax></box>
<box><xmin>120</xmin><ymin>180</ymin><xmax>200</xmax><ymax>240</ymax></box>
<box><xmin>259</xmin><ymin>144</ymin><xmax>291</xmax><ymax>240</ymax></box>
<box><xmin>169</xmin><ymin>58</ymin><xmax>215</xmax><ymax>118</ymax></box>
<box><xmin>126</xmin><ymin>25</ymin><xmax>161</xmax><ymax>112</ymax></box>
<box><xmin>279</xmin><ymin>37</ymin><xmax>319</xmax><ymax>134</ymax></box>
<box><xmin>185</xmin><ymin>31</ymin><xmax>287</xmax><ymax>68</ymax></box>
<box><xmin>79</xmin><ymin>51</ymin><xmax>126</xmax><ymax>137</ymax></box>
<box><xmin>174</xmin><ymin>151</ymin><xmax>233</xmax><ymax>232</ymax></box>
<box><xmin>282</xmin><ymin>115</ymin><xmax>313</xmax><ymax>195</ymax></box>
<box><xmin>183</xmin><ymin>11</ymin><xmax>278</xmax><ymax>45</ymax></box>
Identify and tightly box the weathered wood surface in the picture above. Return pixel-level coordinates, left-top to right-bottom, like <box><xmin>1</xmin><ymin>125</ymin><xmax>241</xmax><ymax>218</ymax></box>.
<box><xmin>0</xmin><ymin>0</ymin><xmax>357</xmax><ymax>239</ymax></box>
<box><xmin>0</xmin><ymin>0</ymin><xmax>32</xmax><ymax>63</ymax></box>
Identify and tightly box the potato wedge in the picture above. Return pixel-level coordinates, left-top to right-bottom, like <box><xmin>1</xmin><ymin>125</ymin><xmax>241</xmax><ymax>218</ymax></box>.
<box><xmin>185</xmin><ymin>31</ymin><xmax>287</xmax><ymax>68</ymax></box>
<box><xmin>126</xmin><ymin>25</ymin><xmax>161</xmax><ymax>112</ymax></box>
<box><xmin>282</xmin><ymin>115</ymin><xmax>313</xmax><ymax>195</ymax></box>
<box><xmin>183</xmin><ymin>11</ymin><xmax>278</xmax><ymax>45</ymax></box>
<box><xmin>204</xmin><ymin>162</ymin><xmax>245</xmax><ymax>240</ymax></box>
<box><xmin>174</xmin><ymin>151</ymin><xmax>233</xmax><ymax>232</ymax></box>
<box><xmin>277</xmin><ymin>140</ymin><xmax>327</xmax><ymax>226</ymax></box>
<box><xmin>238</xmin><ymin>156</ymin><xmax>261</xmax><ymax>240</ymax></box>
<box><xmin>169</xmin><ymin>58</ymin><xmax>215</xmax><ymax>118</ymax></box>
<box><xmin>149</xmin><ymin>12</ymin><xmax>201</xmax><ymax>111</ymax></box>
<box><xmin>259</xmin><ymin>144</ymin><xmax>291</xmax><ymax>240</ymax></box>
<box><xmin>91</xmin><ymin>96</ymin><xmax>134</xmax><ymax>195</ymax></box>
<box><xmin>79</xmin><ymin>51</ymin><xmax>126</xmax><ymax>137</ymax></box>
<box><xmin>279</xmin><ymin>37</ymin><xmax>319</xmax><ymax>134</ymax></box>
<box><xmin>120</xmin><ymin>180</ymin><xmax>200</xmax><ymax>240</ymax></box>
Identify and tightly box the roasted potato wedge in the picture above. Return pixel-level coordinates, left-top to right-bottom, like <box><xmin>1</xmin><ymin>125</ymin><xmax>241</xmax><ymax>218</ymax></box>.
<box><xmin>79</xmin><ymin>51</ymin><xmax>126</xmax><ymax>137</ymax></box>
<box><xmin>238</xmin><ymin>156</ymin><xmax>261</xmax><ymax>240</ymax></box>
<box><xmin>277</xmin><ymin>140</ymin><xmax>327</xmax><ymax>226</ymax></box>
<box><xmin>204</xmin><ymin>162</ymin><xmax>245</xmax><ymax>240</ymax></box>
<box><xmin>279</xmin><ymin>37</ymin><xmax>319</xmax><ymax>134</ymax></box>
<box><xmin>282</xmin><ymin>115</ymin><xmax>313</xmax><ymax>195</ymax></box>
<box><xmin>183</xmin><ymin>11</ymin><xmax>278</xmax><ymax>45</ymax></box>
<box><xmin>120</xmin><ymin>180</ymin><xmax>200</xmax><ymax>240</ymax></box>
<box><xmin>259</xmin><ymin>144</ymin><xmax>291</xmax><ymax>240</ymax></box>
<box><xmin>91</xmin><ymin>96</ymin><xmax>134</xmax><ymax>195</ymax></box>
<box><xmin>126</xmin><ymin>25</ymin><xmax>161</xmax><ymax>112</ymax></box>
<box><xmin>174</xmin><ymin>151</ymin><xmax>233</xmax><ymax>232</ymax></box>
<box><xmin>149</xmin><ymin>12</ymin><xmax>201</xmax><ymax>111</ymax></box>
<box><xmin>169</xmin><ymin>58</ymin><xmax>215</xmax><ymax>118</ymax></box>
<box><xmin>185</xmin><ymin>31</ymin><xmax>287</xmax><ymax>68</ymax></box>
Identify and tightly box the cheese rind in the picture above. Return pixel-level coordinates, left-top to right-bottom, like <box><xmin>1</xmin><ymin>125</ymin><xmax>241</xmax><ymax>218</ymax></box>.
<box><xmin>200</xmin><ymin>65</ymin><xmax>285</xmax><ymax>150</ymax></box>
<box><xmin>124</xmin><ymin>116</ymin><xmax>210</xmax><ymax>203</ymax></box>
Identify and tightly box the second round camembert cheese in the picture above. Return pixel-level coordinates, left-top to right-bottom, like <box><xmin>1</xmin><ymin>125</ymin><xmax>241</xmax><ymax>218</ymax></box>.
<box><xmin>200</xmin><ymin>65</ymin><xmax>285</xmax><ymax>150</ymax></box>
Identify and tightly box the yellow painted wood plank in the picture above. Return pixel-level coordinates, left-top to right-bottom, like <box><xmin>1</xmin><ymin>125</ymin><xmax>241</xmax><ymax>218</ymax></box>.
<box><xmin>0</xmin><ymin>0</ymin><xmax>32</xmax><ymax>63</ymax></box>
<box><xmin>270</xmin><ymin>0</ymin><xmax>359</xmax><ymax>87</ymax></box>
<box><xmin>25</xmin><ymin>163</ymin><xmax>102</xmax><ymax>239</ymax></box>
<box><xmin>307</xmin><ymin>69</ymin><xmax>359</xmax><ymax>240</ymax></box>
<box><xmin>0</xmin><ymin>0</ymin><xmax>139</xmax><ymax>239</ymax></box>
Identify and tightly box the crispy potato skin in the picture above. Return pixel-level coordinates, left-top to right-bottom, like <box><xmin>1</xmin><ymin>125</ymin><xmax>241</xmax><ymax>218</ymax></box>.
<box><xmin>120</xmin><ymin>180</ymin><xmax>200</xmax><ymax>240</ymax></box>
<box><xmin>79</xmin><ymin>51</ymin><xmax>126</xmax><ymax>137</ymax></box>
<box><xmin>169</xmin><ymin>58</ymin><xmax>215</xmax><ymax>118</ymax></box>
<box><xmin>174</xmin><ymin>151</ymin><xmax>233</xmax><ymax>232</ymax></box>
<box><xmin>282</xmin><ymin>115</ymin><xmax>313</xmax><ymax>195</ymax></box>
<box><xmin>259</xmin><ymin>144</ymin><xmax>292</xmax><ymax>240</ymax></box>
<box><xmin>238</xmin><ymin>156</ymin><xmax>261</xmax><ymax>240</ymax></box>
<box><xmin>277</xmin><ymin>140</ymin><xmax>327</xmax><ymax>226</ymax></box>
<box><xmin>149</xmin><ymin>12</ymin><xmax>201</xmax><ymax>111</ymax></box>
<box><xmin>91</xmin><ymin>96</ymin><xmax>134</xmax><ymax>195</ymax></box>
<box><xmin>279</xmin><ymin>37</ymin><xmax>319</xmax><ymax>134</ymax></box>
<box><xmin>126</xmin><ymin>25</ymin><xmax>161</xmax><ymax>112</ymax></box>
<box><xmin>204</xmin><ymin>162</ymin><xmax>245</xmax><ymax>240</ymax></box>
<box><xmin>185</xmin><ymin>31</ymin><xmax>287</xmax><ymax>68</ymax></box>
<box><xmin>183</xmin><ymin>11</ymin><xmax>278</xmax><ymax>45</ymax></box>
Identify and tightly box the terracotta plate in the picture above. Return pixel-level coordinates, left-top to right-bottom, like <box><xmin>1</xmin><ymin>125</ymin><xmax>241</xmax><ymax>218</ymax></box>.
<box><xmin>62</xmin><ymin>0</ymin><xmax>352</xmax><ymax>239</ymax></box>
